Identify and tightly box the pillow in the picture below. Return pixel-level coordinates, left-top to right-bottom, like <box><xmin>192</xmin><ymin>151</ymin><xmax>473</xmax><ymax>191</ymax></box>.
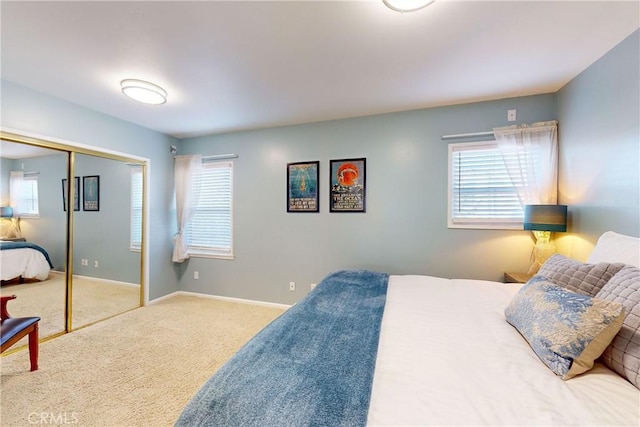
<box><xmin>505</xmin><ymin>277</ymin><xmax>625</xmax><ymax>380</ymax></box>
<box><xmin>596</xmin><ymin>265</ymin><xmax>640</xmax><ymax>388</ymax></box>
<box><xmin>587</xmin><ymin>231</ymin><xmax>640</xmax><ymax>268</ymax></box>
<box><xmin>537</xmin><ymin>254</ymin><xmax>625</xmax><ymax>297</ymax></box>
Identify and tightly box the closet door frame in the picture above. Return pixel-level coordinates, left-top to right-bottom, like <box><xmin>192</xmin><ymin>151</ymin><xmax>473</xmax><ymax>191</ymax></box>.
<box><xmin>1</xmin><ymin>129</ymin><xmax>149</xmax><ymax>335</ymax></box>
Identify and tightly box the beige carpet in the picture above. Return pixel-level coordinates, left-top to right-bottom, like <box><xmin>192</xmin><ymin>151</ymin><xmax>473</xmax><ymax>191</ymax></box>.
<box><xmin>1</xmin><ymin>294</ymin><xmax>286</xmax><ymax>427</ymax></box>
<box><xmin>1</xmin><ymin>273</ymin><xmax>140</xmax><ymax>341</ymax></box>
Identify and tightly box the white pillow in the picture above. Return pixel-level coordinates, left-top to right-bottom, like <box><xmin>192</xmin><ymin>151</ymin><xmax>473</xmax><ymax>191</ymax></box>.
<box><xmin>587</xmin><ymin>231</ymin><xmax>640</xmax><ymax>268</ymax></box>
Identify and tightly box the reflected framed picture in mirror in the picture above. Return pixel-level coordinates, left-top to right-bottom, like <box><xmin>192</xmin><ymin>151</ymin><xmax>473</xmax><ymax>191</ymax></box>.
<box><xmin>83</xmin><ymin>175</ymin><xmax>100</xmax><ymax>211</ymax></box>
<box><xmin>62</xmin><ymin>177</ymin><xmax>80</xmax><ymax>211</ymax></box>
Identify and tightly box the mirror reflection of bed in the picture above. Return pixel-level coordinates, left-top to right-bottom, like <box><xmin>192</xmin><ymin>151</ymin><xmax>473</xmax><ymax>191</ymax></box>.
<box><xmin>0</xmin><ymin>139</ymin><xmax>142</xmax><ymax>347</ymax></box>
<box><xmin>1</xmin><ymin>240</ymin><xmax>65</xmax><ymax>344</ymax></box>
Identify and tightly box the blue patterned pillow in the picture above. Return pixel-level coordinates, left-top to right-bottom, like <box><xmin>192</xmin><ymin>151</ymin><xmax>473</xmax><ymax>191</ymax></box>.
<box><xmin>505</xmin><ymin>277</ymin><xmax>625</xmax><ymax>379</ymax></box>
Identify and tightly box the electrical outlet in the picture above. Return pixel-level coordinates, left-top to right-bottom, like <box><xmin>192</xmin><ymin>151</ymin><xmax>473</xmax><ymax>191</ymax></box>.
<box><xmin>194</xmin><ymin>271</ymin><xmax>199</xmax><ymax>280</ymax></box>
<box><xmin>289</xmin><ymin>281</ymin><xmax>295</xmax><ymax>291</ymax></box>
<box><xmin>507</xmin><ymin>109</ymin><xmax>517</xmax><ymax>122</ymax></box>
<box><xmin>310</xmin><ymin>283</ymin><xmax>316</xmax><ymax>290</ymax></box>
<box><xmin>94</xmin><ymin>260</ymin><xmax>99</xmax><ymax>268</ymax></box>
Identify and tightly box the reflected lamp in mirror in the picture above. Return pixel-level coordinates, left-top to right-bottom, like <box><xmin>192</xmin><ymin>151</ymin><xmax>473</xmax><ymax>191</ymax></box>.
<box><xmin>0</xmin><ymin>206</ymin><xmax>21</xmax><ymax>239</ymax></box>
<box><xmin>524</xmin><ymin>204</ymin><xmax>568</xmax><ymax>275</ymax></box>
<box><xmin>0</xmin><ymin>207</ymin><xmax>13</xmax><ymax>218</ymax></box>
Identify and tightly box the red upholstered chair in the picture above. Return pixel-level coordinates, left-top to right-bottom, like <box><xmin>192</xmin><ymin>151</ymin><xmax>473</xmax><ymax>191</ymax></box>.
<box><xmin>1</xmin><ymin>295</ymin><xmax>40</xmax><ymax>371</ymax></box>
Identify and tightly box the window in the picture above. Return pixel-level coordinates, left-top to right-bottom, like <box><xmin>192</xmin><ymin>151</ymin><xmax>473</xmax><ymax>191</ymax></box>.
<box><xmin>185</xmin><ymin>160</ymin><xmax>233</xmax><ymax>259</ymax></box>
<box><xmin>18</xmin><ymin>173</ymin><xmax>40</xmax><ymax>218</ymax></box>
<box><xmin>448</xmin><ymin>141</ymin><xmax>524</xmax><ymax>229</ymax></box>
<box><xmin>130</xmin><ymin>166</ymin><xmax>143</xmax><ymax>251</ymax></box>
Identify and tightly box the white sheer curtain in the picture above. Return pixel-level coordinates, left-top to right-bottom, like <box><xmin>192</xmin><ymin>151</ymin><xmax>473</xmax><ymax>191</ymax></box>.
<box><xmin>172</xmin><ymin>155</ymin><xmax>202</xmax><ymax>263</ymax></box>
<box><xmin>493</xmin><ymin>120</ymin><xmax>559</xmax><ymax>207</ymax></box>
<box><xmin>7</xmin><ymin>171</ymin><xmax>24</xmax><ymax>238</ymax></box>
<box><xmin>9</xmin><ymin>171</ymin><xmax>24</xmax><ymax>214</ymax></box>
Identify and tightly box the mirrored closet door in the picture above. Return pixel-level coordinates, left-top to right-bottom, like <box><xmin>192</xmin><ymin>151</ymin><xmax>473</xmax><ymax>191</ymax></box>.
<box><xmin>0</xmin><ymin>131</ymin><xmax>146</xmax><ymax>342</ymax></box>
<box><xmin>71</xmin><ymin>153</ymin><xmax>142</xmax><ymax>329</ymax></box>
<box><xmin>0</xmin><ymin>141</ymin><xmax>68</xmax><ymax>340</ymax></box>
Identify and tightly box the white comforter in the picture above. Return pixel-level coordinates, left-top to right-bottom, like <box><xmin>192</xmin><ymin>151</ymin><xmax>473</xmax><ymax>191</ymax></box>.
<box><xmin>0</xmin><ymin>247</ymin><xmax>51</xmax><ymax>281</ymax></box>
<box><xmin>368</xmin><ymin>275</ymin><xmax>640</xmax><ymax>426</ymax></box>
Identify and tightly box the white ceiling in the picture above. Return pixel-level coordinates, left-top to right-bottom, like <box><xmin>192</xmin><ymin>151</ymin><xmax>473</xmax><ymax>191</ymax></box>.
<box><xmin>1</xmin><ymin>1</ymin><xmax>638</xmax><ymax>139</ymax></box>
<box><xmin>0</xmin><ymin>140</ymin><xmax>60</xmax><ymax>159</ymax></box>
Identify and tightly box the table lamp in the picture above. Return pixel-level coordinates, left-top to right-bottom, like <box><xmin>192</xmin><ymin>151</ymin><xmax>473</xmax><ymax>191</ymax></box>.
<box><xmin>0</xmin><ymin>207</ymin><xmax>13</xmax><ymax>218</ymax></box>
<box><xmin>524</xmin><ymin>204</ymin><xmax>567</xmax><ymax>274</ymax></box>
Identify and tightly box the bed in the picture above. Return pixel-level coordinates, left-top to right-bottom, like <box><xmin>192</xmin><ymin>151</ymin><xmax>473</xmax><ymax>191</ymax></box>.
<box><xmin>176</xmin><ymin>231</ymin><xmax>640</xmax><ymax>426</ymax></box>
<box><xmin>0</xmin><ymin>241</ymin><xmax>53</xmax><ymax>282</ymax></box>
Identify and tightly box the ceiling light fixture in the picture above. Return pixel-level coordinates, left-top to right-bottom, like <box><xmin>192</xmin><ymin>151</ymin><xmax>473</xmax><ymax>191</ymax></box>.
<box><xmin>120</xmin><ymin>79</ymin><xmax>167</xmax><ymax>105</ymax></box>
<box><xmin>383</xmin><ymin>0</ymin><xmax>435</xmax><ymax>13</ymax></box>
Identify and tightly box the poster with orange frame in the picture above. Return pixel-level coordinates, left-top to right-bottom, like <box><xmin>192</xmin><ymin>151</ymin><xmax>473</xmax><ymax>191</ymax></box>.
<box><xmin>329</xmin><ymin>158</ymin><xmax>366</xmax><ymax>213</ymax></box>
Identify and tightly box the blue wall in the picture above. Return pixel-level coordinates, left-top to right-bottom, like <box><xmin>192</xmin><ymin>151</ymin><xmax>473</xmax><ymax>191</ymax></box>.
<box><xmin>556</xmin><ymin>29</ymin><xmax>640</xmax><ymax>260</ymax></box>
<box><xmin>2</xmin><ymin>29</ymin><xmax>638</xmax><ymax>305</ymax></box>
<box><xmin>178</xmin><ymin>94</ymin><xmax>557</xmax><ymax>304</ymax></box>
<box><xmin>4</xmin><ymin>153</ymin><xmax>68</xmax><ymax>271</ymax></box>
<box><xmin>72</xmin><ymin>154</ymin><xmax>141</xmax><ymax>283</ymax></box>
<box><xmin>0</xmin><ymin>157</ymin><xmax>12</xmax><ymax>203</ymax></box>
<box><xmin>1</xmin><ymin>80</ymin><xmax>178</xmax><ymax>300</ymax></box>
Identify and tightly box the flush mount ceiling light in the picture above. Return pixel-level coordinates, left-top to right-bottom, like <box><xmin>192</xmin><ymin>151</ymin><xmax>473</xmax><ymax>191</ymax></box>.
<box><xmin>120</xmin><ymin>79</ymin><xmax>167</xmax><ymax>105</ymax></box>
<box><xmin>383</xmin><ymin>0</ymin><xmax>435</xmax><ymax>13</ymax></box>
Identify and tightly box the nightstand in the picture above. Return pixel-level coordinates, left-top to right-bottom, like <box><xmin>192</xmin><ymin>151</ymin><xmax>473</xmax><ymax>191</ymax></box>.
<box><xmin>504</xmin><ymin>272</ymin><xmax>532</xmax><ymax>284</ymax></box>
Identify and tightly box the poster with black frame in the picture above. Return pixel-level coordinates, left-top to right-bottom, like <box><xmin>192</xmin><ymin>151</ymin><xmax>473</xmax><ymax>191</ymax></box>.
<box><xmin>287</xmin><ymin>161</ymin><xmax>319</xmax><ymax>213</ymax></box>
<box><xmin>83</xmin><ymin>175</ymin><xmax>100</xmax><ymax>211</ymax></box>
<box><xmin>329</xmin><ymin>158</ymin><xmax>366</xmax><ymax>212</ymax></box>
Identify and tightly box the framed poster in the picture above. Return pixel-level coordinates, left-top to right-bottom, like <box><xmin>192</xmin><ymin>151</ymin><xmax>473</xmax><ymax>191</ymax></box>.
<box><xmin>83</xmin><ymin>175</ymin><xmax>100</xmax><ymax>211</ymax></box>
<box><xmin>330</xmin><ymin>158</ymin><xmax>366</xmax><ymax>213</ymax></box>
<box><xmin>287</xmin><ymin>161</ymin><xmax>319</xmax><ymax>213</ymax></box>
<box><xmin>62</xmin><ymin>177</ymin><xmax>80</xmax><ymax>211</ymax></box>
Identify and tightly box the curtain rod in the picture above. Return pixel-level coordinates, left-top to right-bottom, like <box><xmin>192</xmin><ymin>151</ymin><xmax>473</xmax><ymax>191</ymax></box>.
<box><xmin>441</xmin><ymin>131</ymin><xmax>494</xmax><ymax>140</ymax></box>
<box><xmin>203</xmin><ymin>154</ymin><xmax>238</xmax><ymax>160</ymax></box>
<box><xmin>174</xmin><ymin>154</ymin><xmax>238</xmax><ymax>160</ymax></box>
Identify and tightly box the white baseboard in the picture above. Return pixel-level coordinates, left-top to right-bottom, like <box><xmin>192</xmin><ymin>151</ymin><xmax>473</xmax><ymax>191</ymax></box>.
<box><xmin>74</xmin><ymin>274</ymin><xmax>139</xmax><ymax>288</ymax></box>
<box><xmin>148</xmin><ymin>290</ymin><xmax>291</xmax><ymax>310</ymax></box>
<box><xmin>147</xmin><ymin>291</ymin><xmax>180</xmax><ymax>305</ymax></box>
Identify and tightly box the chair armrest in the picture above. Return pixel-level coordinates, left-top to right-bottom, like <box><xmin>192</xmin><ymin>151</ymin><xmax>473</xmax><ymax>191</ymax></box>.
<box><xmin>1</xmin><ymin>295</ymin><xmax>17</xmax><ymax>320</ymax></box>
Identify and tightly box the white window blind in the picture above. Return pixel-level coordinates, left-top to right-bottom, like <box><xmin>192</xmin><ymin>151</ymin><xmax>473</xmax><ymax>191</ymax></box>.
<box><xmin>130</xmin><ymin>166</ymin><xmax>143</xmax><ymax>251</ymax></box>
<box><xmin>185</xmin><ymin>160</ymin><xmax>233</xmax><ymax>259</ymax></box>
<box><xmin>19</xmin><ymin>173</ymin><xmax>40</xmax><ymax>217</ymax></box>
<box><xmin>448</xmin><ymin>141</ymin><xmax>524</xmax><ymax>229</ymax></box>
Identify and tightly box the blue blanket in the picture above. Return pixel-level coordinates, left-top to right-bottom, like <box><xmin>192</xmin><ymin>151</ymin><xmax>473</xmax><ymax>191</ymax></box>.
<box><xmin>0</xmin><ymin>241</ymin><xmax>54</xmax><ymax>268</ymax></box>
<box><xmin>175</xmin><ymin>270</ymin><xmax>389</xmax><ymax>427</ymax></box>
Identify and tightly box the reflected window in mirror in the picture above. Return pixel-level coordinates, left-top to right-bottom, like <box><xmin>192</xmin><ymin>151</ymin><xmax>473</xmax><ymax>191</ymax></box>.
<box><xmin>130</xmin><ymin>165</ymin><xmax>142</xmax><ymax>252</ymax></box>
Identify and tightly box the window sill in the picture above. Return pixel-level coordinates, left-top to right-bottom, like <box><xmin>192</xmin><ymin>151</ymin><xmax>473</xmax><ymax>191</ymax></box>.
<box><xmin>448</xmin><ymin>222</ymin><xmax>523</xmax><ymax>230</ymax></box>
<box><xmin>187</xmin><ymin>252</ymin><xmax>235</xmax><ymax>261</ymax></box>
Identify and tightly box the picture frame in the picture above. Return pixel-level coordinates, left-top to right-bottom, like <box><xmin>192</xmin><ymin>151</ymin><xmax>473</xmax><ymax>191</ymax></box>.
<box><xmin>329</xmin><ymin>158</ymin><xmax>366</xmax><ymax>213</ymax></box>
<box><xmin>287</xmin><ymin>161</ymin><xmax>320</xmax><ymax>213</ymax></box>
<box><xmin>83</xmin><ymin>175</ymin><xmax>100</xmax><ymax>211</ymax></box>
<box><xmin>62</xmin><ymin>177</ymin><xmax>80</xmax><ymax>211</ymax></box>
